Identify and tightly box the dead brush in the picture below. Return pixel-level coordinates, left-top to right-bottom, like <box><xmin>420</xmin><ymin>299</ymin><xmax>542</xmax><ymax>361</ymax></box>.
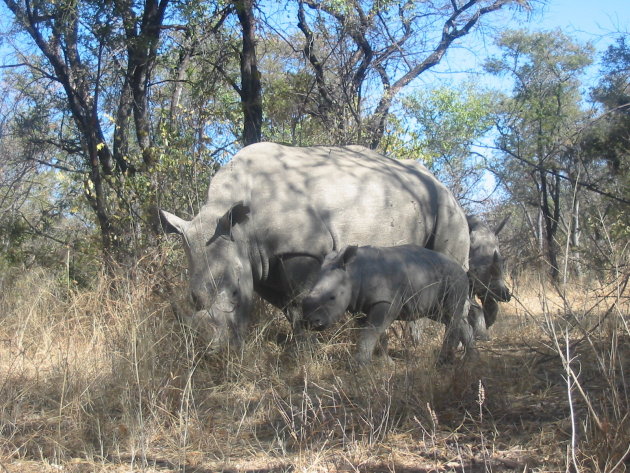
<box><xmin>261</xmin><ymin>317</ymin><xmax>475</xmax><ymax>458</ymax></box>
<box><xmin>501</xmin><ymin>246</ymin><xmax>630</xmax><ymax>473</ymax></box>
<box><xmin>1</xmin><ymin>243</ymin><xmax>628</xmax><ymax>472</ymax></box>
<box><xmin>558</xmin><ymin>283</ymin><xmax>630</xmax><ymax>473</ymax></box>
<box><xmin>541</xmin><ymin>272</ymin><xmax>630</xmax><ymax>472</ymax></box>
<box><xmin>0</xmin><ymin>254</ymin><xmax>211</xmax><ymax>468</ymax></box>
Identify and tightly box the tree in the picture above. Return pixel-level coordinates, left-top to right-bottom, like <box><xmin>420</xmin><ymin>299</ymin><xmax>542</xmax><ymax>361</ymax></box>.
<box><xmin>0</xmin><ymin>0</ymin><xmax>172</xmax><ymax>258</ymax></box>
<box><xmin>486</xmin><ymin>29</ymin><xmax>594</xmax><ymax>280</ymax></box>
<box><xmin>294</xmin><ymin>0</ymin><xmax>530</xmax><ymax>149</ymax></box>
<box><xmin>580</xmin><ymin>35</ymin><xmax>630</xmax><ymax>240</ymax></box>
<box><xmin>234</xmin><ymin>0</ymin><xmax>263</xmax><ymax>145</ymax></box>
<box><xmin>401</xmin><ymin>84</ymin><xmax>496</xmax><ymax>201</ymax></box>
<box><xmin>0</xmin><ymin>0</ymin><xmax>238</xmax><ymax>263</ymax></box>
<box><xmin>0</xmin><ymin>87</ymin><xmax>94</xmax><ymax>275</ymax></box>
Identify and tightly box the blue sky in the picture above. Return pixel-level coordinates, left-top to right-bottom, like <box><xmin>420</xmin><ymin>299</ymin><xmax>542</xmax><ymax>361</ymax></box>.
<box><xmin>414</xmin><ymin>0</ymin><xmax>628</xmax><ymax>94</ymax></box>
<box><xmin>534</xmin><ymin>0</ymin><xmax>627</xmax><ymax>44</ymax></box>
<box><xmin>425</xmin><ymin>0</ymin><xmax>629</xmax><ymax>204</ymax></box>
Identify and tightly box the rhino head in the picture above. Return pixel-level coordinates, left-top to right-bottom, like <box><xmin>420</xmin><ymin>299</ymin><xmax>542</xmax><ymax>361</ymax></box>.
<box><xmin>159</xmin><ymin>202</ymin><xmax>254</xmax><ymax>349</ymax></box>
<box><xmin>467</xmin><ymin>215</ymin><xmax>511</xmax><ymax>305</ymax></box>
<box><xmin>302</xmin><ymin>246</ymin><xmax>358</xmax><ymax>331</ymax></box>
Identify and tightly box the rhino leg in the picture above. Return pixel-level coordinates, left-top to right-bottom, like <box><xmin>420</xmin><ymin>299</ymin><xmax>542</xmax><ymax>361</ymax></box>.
<box><xmin>482</xmin><ymin>297</ymin><xmax>499</xmax><ymax>328</ymax></box>
<box><xmin>257</xmin><ymin>254</ymin><xmax>324</xmax><ymax>337</ymax></box>
<box><xmin>275</xmin><ymin>255</ymin><xmax>323</xmax><ymax>323</ymax></box>
<box><xmin>438</xmin><ymin>299</ymin><xmax>475</xmax><ymax>364</ymax></box>
<box><xmin>355</xmin><ymin>302</ymin><xmax>397</xmax><ymax>364</ymax></box>
<box><xmin>469</xmin><ymin>300</ymin><xmax>491</xmax><ymax>341</ymax></box>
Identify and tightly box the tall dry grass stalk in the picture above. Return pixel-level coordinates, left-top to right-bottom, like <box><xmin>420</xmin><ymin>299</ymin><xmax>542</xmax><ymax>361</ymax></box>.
<box><xmin>0</xmin><ymin>247</ymin><xmax>628</xmax><ymax>472</ymax></box>
<box><xmin>507</xmin><ymin>240</ymin><xmax>630</xmax><ymax>473</ymax></box>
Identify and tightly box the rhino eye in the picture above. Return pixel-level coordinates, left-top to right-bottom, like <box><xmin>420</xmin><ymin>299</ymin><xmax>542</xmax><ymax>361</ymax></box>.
<box><xmin>329</xmin><ymin>295</ymin><xmax>336</xmax><ymax>301</ymax></box>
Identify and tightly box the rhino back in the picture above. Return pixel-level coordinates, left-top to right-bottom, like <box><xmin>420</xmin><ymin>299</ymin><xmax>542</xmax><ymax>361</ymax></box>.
<box><xmin>212</xmin><ymin>143</ymin><xmax>468</xmax><ymax>266</ymax></box>
<box><xmin>350</xmin><ymin>245</ymin><xmax>468</xmax><ymax>316</ymax></box>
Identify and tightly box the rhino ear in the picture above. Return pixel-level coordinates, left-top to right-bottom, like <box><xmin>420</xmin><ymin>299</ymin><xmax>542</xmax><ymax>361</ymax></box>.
<box><xmin>494</xmin><ymin>215</ymin><xmax>510</xmax><ymax>235</ymax></box>
<box><xmin>214</xmin><ymin>201</ymin><xmax>250</xmax><ymax>243</ymax></box>
<box><xmin>159</xmin><ymin>209</ymin><xmax>190</xmax><ymax>235</ymax></box>
<box><xmin>218</xmin><ymin>201</ymin><xmax>250</xmax><ymax>230</ymax></box>
<box><xmin>329</xmin><ymin>245</ymin><xmax>358</xmax><ymax>269</ymax></box>
<box><xmin>343</xmin><ymin>245</ymin><xmax>359</xmax><ymax>264</ymax></box>
<box><xmin>492</xmin><ymin>250</ymin><xmax>500</xmax><ymax>265</ymax></box>
<box><xmin>325</xmin><ymin>245</ymin><xmax>357</xmax><ymax>269</ymax></box>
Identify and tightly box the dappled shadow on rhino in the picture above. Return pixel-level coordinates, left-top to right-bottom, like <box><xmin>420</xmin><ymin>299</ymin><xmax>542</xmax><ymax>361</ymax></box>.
<box><xmin>160</xmin><ymin>143</ymin><xmax>473</xmax><ymax>352</ymax></box>
<box><xmin>301</xmin><ymin>244</ymin><xmax>474</xmax><ymax>365</ymax></box>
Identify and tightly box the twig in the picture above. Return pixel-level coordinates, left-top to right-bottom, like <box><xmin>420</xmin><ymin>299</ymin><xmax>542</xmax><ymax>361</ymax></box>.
<box><xmin>565</xmin><ymin>329</ymin><xmax>580</xmax><ymax>473</ymax></box>
<box><xmin>18</xmin><ymin>211</ymin><xmax>69</xmax><ymax>246</ymax></box>
<box><xmin>548</xmin><ymin>317</ymin><xmax>606</xmax><ymax>434</ymax></box>
<box><xmin>608</xmin><ymin>442</ymin><xmax>630</xmax><ymax>473</ymax></box>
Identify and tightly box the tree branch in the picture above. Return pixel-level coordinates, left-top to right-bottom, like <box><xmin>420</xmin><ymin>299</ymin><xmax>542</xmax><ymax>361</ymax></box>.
<box><xmin>297</xmin><ymin>0</ymin><xmax>334</xmax><ymax>116</ymax></box>
<box><xmin>369</xmin><ymin>0</ymin><xmax>516</xmax><ymax>148</ymax></box>
<box><xmin>485</xmin><ymin>144</ymin><xmax>630</xmax><ymax>206</ymax></box>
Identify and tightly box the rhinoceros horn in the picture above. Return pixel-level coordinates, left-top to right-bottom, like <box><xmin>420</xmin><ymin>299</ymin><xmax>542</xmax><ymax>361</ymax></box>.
<box><xmin>159</xmin><ymin>209</ymin><xmax>190</xmax><ymax>235</ymax></box>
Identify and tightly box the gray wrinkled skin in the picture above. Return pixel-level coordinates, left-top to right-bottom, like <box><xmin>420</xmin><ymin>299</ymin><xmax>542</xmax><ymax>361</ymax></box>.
<box><xmin>402</xmin><ymin>215</ymin><xmax>510</xmax><ymax>344</ymax></box>
<box><xmin>396</xmin><ymin>160</ymin><xmax>511</xmax><ymax>341</ymax></box>
<box><xmin>466</xmin><ymin>215</ymin><xmax>511</xmax><ymax>340</ymax></box>
<box><xmin>160</xmin><ymin>143</ymin><xmax>470</xmax><ymax>350</ymax></box>
<box><xmin>302</xmin><ymin>245</ymin><xmax>472</xmax><ymax>364</ymax></box>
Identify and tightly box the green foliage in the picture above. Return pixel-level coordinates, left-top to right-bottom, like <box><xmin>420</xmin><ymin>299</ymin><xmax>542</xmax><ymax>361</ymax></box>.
<box><xmin>378</xmin><ymin>113</ymin><xmax>434</xmax><ymax>163</ymax></box>
<box><xmin>593</xmin><ymin>36</ymin><xmax>630</xmax><ymax>109</ymax></box>
<box><xmin>488</xmin><ymin>29</ymin><xmax>593</xmax><ymax>148</ymax></box>
<box><xmin>403</xmin><ymin>85</ymin><xmax>495</xmax><ymax>162</ymax></box>
<box><xmin>390</xmin><ymin>84</ymin><xmax>496</xmax><ymax>198</ymax></box>
<box><xmin>486</xmin><ymin>29</ymin><xmax>595</xmax><ymax>278</ymax></box>
<box><xmin>0</xmin><ymin>163</ymin><xmax>96</xmax><ymax>284</ymax></box>
<box><xmin>259</xmin><ymin>35</ymin><xmax>329</xmax><ymax>146</ymax></box>
<box><xmin>488</xmin><ymin>29</ymin><xmax>594</xmax><ymax>172</ymax></box>
<box><xmin>580</xmin><ymin>34</ymin><xmax>630</xmax><ymax>240</ymax></box>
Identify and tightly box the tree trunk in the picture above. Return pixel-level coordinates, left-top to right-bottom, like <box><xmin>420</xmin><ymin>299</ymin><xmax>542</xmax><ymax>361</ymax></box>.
<box><xmin>235</xmin><ymin>0</ymin><xmax>262</xmax><ymax>146</ymax></box>
<box><xmin>570</xmin><ymin>195</ymin><xmax>582</xmax><ymax>278</ymax></box>
<box><xmin>118</xmin><ymin>0</ymin><xmax>170</xmax><ymax>168</ymax></box>
<box><xmin>539</xmin><ymin>169</ymin><xmax>559</xmax><ymax>280</ymax></box>
<box><xmin>84</xmin><ymin>149</ymin><xmax>116</xmax><ymax>262</ymax></box>
<box><xmin>537</xmin><ymin>207</ymin><xmax>544</xmax><ymax>256</ymax></box>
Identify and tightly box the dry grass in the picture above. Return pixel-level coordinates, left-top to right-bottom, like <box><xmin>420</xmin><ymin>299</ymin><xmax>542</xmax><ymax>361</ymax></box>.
<box><xmin>0</xmin><ymin>253</ymin><xmax>628</xmax><ymax>473</ymax></box>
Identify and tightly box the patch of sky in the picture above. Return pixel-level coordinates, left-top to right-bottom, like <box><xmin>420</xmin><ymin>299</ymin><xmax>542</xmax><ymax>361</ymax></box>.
<box><xmin>403</xmin><ymin>0</ymin><xmax>628</xmax><ymax>208</ymax></box>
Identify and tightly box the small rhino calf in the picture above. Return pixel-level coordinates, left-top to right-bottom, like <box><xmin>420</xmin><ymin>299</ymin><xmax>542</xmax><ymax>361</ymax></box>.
<box><xmin>302</xmin><ymin>245</ymin><xmax>473</xmax><ymax>364</ymax></box>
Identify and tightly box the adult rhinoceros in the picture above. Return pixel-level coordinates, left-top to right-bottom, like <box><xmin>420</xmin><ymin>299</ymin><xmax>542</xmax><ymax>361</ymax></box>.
<box><xmin>159</xmin><ymin>142</ymin><xmax>470</xmax><ymax>349</ymax></box>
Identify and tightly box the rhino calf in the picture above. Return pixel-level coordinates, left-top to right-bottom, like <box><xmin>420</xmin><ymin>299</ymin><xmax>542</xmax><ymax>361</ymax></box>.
<box><xmin>302</xmin><ymin>245</ymin><xmax>473</xmax><ymax>364</ymax></box>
